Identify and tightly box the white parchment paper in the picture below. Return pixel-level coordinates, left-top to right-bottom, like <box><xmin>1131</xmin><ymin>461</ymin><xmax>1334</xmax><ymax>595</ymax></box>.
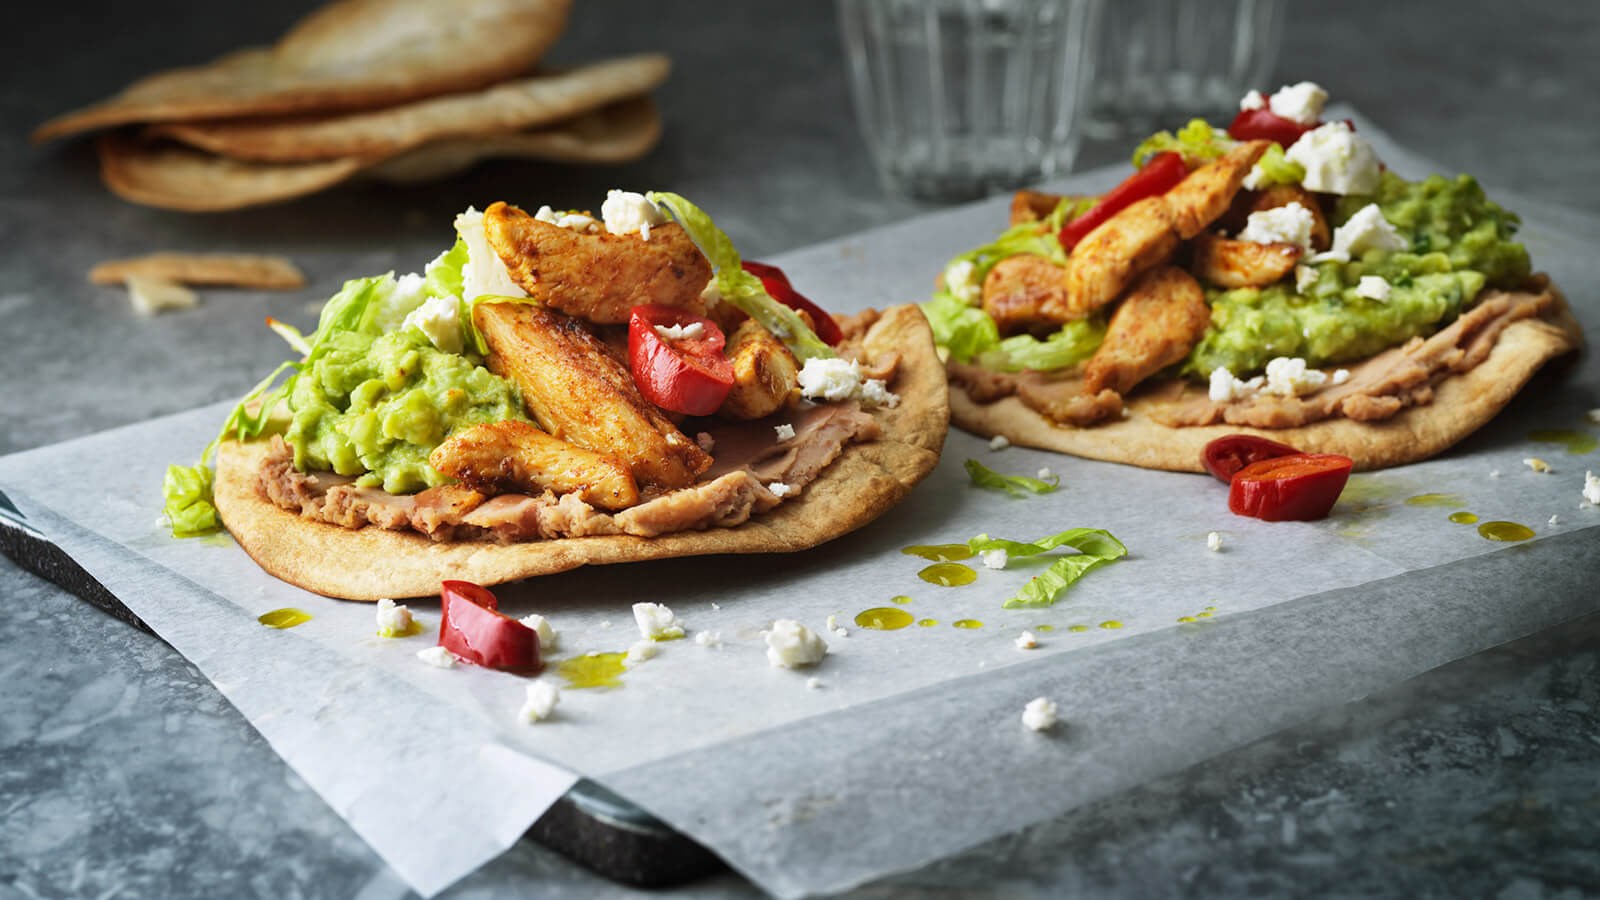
<box><xmin>2</xmin><ymin>112</ymin><xmax>1597</xmax><ymax>898</ymax></box>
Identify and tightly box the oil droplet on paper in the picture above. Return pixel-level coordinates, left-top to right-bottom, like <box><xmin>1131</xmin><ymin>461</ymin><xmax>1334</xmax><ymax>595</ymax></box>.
<box><xmin>890</xmin><ymin>594</ymin><xmax>913</xmax><ymax>605</ymax></box>
<box><xmin>1067</xmin><ymin>624</ymin><xmax>1090</xmax><ymax>633</ymax></box>
<box><xmin>1098</xmin><ymin>620</ymin><xmax>1124</xmax><ymax>630</ymax></box>
<box><xmin>558</xmin><ymin>652</ymin><xmax>627</xmax><ymax>690</ymax></box>
<box><xmin>1478</xmin><ymin>521</ymin><xmax>1534</xmax><ymax>542</ymax></box>
<box><xmin>855</xmin><ymin>607</ymin><xmax>914</xmax><ymax>631</ymax></box>
<box><xmin>1035</xmin><ymin>624</ymin><xmax>1056</xmax><ymax>633</ymax></box>
<box><xmin>1528</xmin><ymin>429</ymin><xmax>1598</xmax><ymax>455</ymax></box>
<box><xmin>916</xmin><ymin>618</ymin><xmax>939</xmax><ymax>628</ymax></box>
<box><xmin>258</xmin><ymin>608</ymin><xmax>311</xmax><ymax>629</ymax></box>
<box><xmin>952</xmin><ymin>619</ymin><xmax>983</xmax><ymax>630</ymax></box>
<box><xmin>918</xmin><ymin>563</ymin><xmax>977</xmax><ymax>587</ymax></box>
<box><xmin>902</xmin><ymin>544</ymin><xmax>974</xmax><ymax>562</ymax></box>
<box><xmin>1449</xmin><ymin>511</ymin><xmax>1479</xmax><ymax>525</ymax></box>
<box><xmin>1405</xmin><ymin>493</ymin><xmax>1464</xmax><ymax>507</ymax></box>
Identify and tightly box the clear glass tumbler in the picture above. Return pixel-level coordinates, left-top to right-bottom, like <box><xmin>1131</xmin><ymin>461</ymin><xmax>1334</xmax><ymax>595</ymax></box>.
<box><xmin>1086</xmin><ymin>0</ymin><xmax>1285</xmax><ymax>134</ymax></box>
<box><xmin>838</xmin><ymin>0</ymin><xmax>1100</xmax><ymax>203</ymax></box>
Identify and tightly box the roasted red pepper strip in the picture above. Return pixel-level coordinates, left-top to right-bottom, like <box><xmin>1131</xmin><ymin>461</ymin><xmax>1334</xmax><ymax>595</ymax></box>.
<box><xmin>1226</xmin><ymin>107</ymin><xmax>1315</xmax><ymax>147</ymax></box>
<box><xmin>1228</xmin><ymin>454</ymin><xmax>1353</xmax><ymax>522</ymax></box>
<box><xmin>1201</xmin><ymin>434</ymin><xmax>1304</xmax><ymax>483</ymax></box>
<box><xmin>741</xmin><ymin>261</ymin><xmax>843</xmax><ymax>346</ymax></box>
<box><xmin>439</xmin><ymin>580</ymin><xmax>541</xmax><ymax>672</ymax></box>
<box><xmin>1057</xmin><ymin>151</ymin><xmax>1189</xmax><ymax>252</ymax></box>
<box><xmin>628</xmin><ymin>304</ymin><xmax>735</xmax><ymax>416</ymax></box>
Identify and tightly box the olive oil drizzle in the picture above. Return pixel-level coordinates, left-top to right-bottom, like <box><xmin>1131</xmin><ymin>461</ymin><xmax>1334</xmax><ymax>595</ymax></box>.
<box><xmin>1478</xmin><ymin>520</ymin><xmax>1534</xmax><ymax>542</ymax></box>
<box><xmin>901</xmin><ymin>544</ymin><xmax>974</xmax><ymax>562</ymax></box>
<box><xmin>258</xmin><ymin>608</ymin><xmax>311</xmax><ymax>629</ymax></box>
<box><xmin>854</xmin><ymin>607</ymin><xmax>914</xmax><ymax>631</ymax></box>
<box><xmin>918</xmin><ymin>563</ymin><xmax>977</xmax><ymax>586</ymax></box>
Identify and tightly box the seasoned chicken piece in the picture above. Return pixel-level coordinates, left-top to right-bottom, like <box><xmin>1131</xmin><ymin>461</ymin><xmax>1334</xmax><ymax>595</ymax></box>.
<box><xmin>474</xmin><ymin>301</ymin><xmax>711</xmax><ymax>490</ymax></box>
<box><xmin>981</xmin><ymin>254</ymin><xmax>1080</xmax><ymax>334</ymax></box>
<box><xmin>482</xmin><ymin>201</ymin><xmax>713</xmax><ymax>325</ymax></box>
<box><xmin>1249</xmin><ymin>184</ymin><xmax>1331</xmax><ymax>250</ymax></box>
<box><xmin>1162</xmin><ymin>140</ymin><xmax>1270</xmax><ymax>239</ymax></box>
<box><xmin>1082</xmin><ymin>266</ymin><xmax>1211</xmax><ymax>396</ymax></box>
<box><xmin>430</xmin><ymin>421</ymin><xmax>640</xmax><ymax>511</ymax></box>
<box><xmin>1065</xmin><ymin>196</ymin><xmax>1181</xmax><ymax>316</ymax></box>
<box><xmin>1190</xmin><ymin>232</ymin><xmax>1301</xmax><ymax>289</ymax></box>
<box><xmin>1010</xmin><ymin>190</ymin><xmax>1064</xmax><ymax>225</ymax></box>
<box><xmin>719</xmin><ymin>319</ymin><xmax>800</xmax><ymax>420</ymax></box>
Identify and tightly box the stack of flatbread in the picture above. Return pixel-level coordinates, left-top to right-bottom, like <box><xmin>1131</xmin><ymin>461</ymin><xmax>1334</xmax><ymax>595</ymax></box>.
<box><xmin>32</xmin><ymin>0</ymin><xmax>669</xmax><ymax>211</ymax></box>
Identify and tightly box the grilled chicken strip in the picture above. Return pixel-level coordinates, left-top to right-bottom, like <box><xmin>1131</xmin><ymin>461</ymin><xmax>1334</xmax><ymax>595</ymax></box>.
<box><xmin>1190</xmin><ymin>232</ymin><xmax>1301</xmax><ymax>289</ymax></box>
<box><xmin>1082</xmin><ymin>266</ymin><xmax>1211</xmax><ymax>396</ymax></box>
<box><xmin>483</xmin><ymin>201</ymin><xmax>713</xmax><ymax>325</ymax></box>
<box><xmin>981</xmin><ymin>253</ymin><xmax>1081</xmax><ymax>334</ymax></box>
<box><xmin>719</xmin><ymin>319</ymin><xmax>799</xmax><ymax>421</ymax></box>
<box><xmin>475</xmin><ymin>301</ymin><xmax>712</xmax><ymax>490</ymax></box>
<box><xmin>430</xmin><ymin>420</ymin><xmax>640</xmax><ymax>511</ymax></box>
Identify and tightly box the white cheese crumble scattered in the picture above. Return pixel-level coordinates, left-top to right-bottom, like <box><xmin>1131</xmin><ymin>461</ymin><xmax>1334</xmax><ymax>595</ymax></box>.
<box><xmin>1295</xmin><ymin>264</ymin><xmax>1319</xmax><ymax>294</ymax></box>
<box><xmin>825</xmin><ymin>615</ymin><xmax>850</xmax><ymax>638</ymax></box>
<box><xmin>126</xmin><ymin>276</ymin><xmax>198</xmax><ymax>316</ymax></box>
<box><xmin>795</xmin><ymin>356</ymin><xmax>900</xmax><ymax>407</ymax></box>
<box><xmin>806</xmin><ymin>677</ymin><xmax>824</xmax><ymax>690</ymax></box>
<box><xmin>1355</xmin><ymin>275</ymin><xmax>1392</xmax><ymax>302</ymax></box>
<box><xmin>1263</xmin><ymin>357</ymin><xmax>1329</xmax><ymax>398</ymax></box>
<box><xmin>1331</xmin><ymin>368</ymin><xmax>1351</xmax><ymax>385</ymax></box>
<box><xmin>1208</xmin><ymin>367</ymin><xmax>1263</xmax><ymax>404</ymax></box>
<box><xmin>1267</xmin><ymin>81</ymin><xmax>1328</xmax><ymax>125</ymax></box>
<box><xmin>375</xmin><ymin>598</ymin><xmax>414</xmax><ymax>637</ymax></box>
<box><xmin>623</xmin><ymin>640</ymin><xmax>658</xmax><ymax>667</ymax></box>
<box><xmin>768</xmin><ymin>482</ymin><xmax>795</xmax><ymax>499</ymax></box>
<box><xmin>1015</xmin><ymin>631</ymin><xmax>1039</xmax><ymax>650</ymax></box>
<box><xmin>695</xmin><ymin>432</ymin><xmax>716</xmax><ymax>453</ymax></box>
<box><xmin>860</xmin><ymin>378</ymin><xmax>900</xmax><ymax>408</ymax></box>
<box><xmin>1584</xmin><ymin>471</ymin><xmax>1600</xmax><ymax>506</ymax></box>
<box><xmin>1022</xmin><ymin>697</ymin><xmax>1058</xmax><ymax>732</ymax></box>
<box><xmin>1312</xmin><ymin>203</ymin><xmax>1407</xmax><ymax>263</ymax></box>
<box><xmin>518</xmin><ymin>613</ymin><xmax>558</xmax><ymax>652</ymax></box>
<box><xmin>944</xmin><ymin>259</ymin><xmax>981</xmax><ymax>305</ymax></box>
<box><xmin>518</xmin><ymin>682</ymin><xmax>561</xmax><ymax>723</ymax></box>
<box><xmin>1285</xmin><ymin>122</ymin><xmax>1381</xmax><ymax>196</ymax></box>
<box><xmin>774</xmin><ymin>423</ymin><xmax>797</xmax><ymax>441</ymax></box>
<box><xmin>1237</xmin><ymin>202</ymin><xmax>1316</xmax><ymax>251</ymax></box>
<box><xmin>632</xmin><ymin>602</ymin><xmax>684</xmax><ymax>641</ymax></box>
<box><xmin>764</xmin><ymin>619</ymin><xmax>827</xmax><ymax>669</ymax></box>
<box><xmin>1239</xmin><ymin>89</ymin><xmax>1266</xmax><ymax>111</ymax></box>
<box><xmin>401</xmin><ymin>294</ymin><xmax>464</xmax><ymax>353</ymax></box>
<box><xmin>1489</xmin><ymin>470</ymin><xmax>1501</xmax><ymax>479</ymax></box>
<box><xmin>694</xmin><ymin>630</ymin><xmax>724</xmax><ymax>648</ymax></box>
<box><xmin>1549</xmin><ymin>515</ymin><xmax>1561</xmax><ymax>527</ymax></box>
<box><xmin>1037</xmin><ymin>467</ymin><xmax>1053</xmax><ymax>480</ymax></box>
<box><xmin>456</xmin><ymin>207</ymin><xmax>528</xmax><ymax>303</ymax></box>
<box><xmin>1524</xmin><ymin>457</ymin><xmax>1552</xmax><ymax>474</ymax></box>
<box><xmin>601</xmin><ymin>190</ymin><xmax>668</xmax><ymax>237</ymax></box>
<box><xmin>532</xmin><ymin>205</ymin><xmax>600</xmax><ymax>233</ymax></box>
<box><xmin>1207</xmin><ymin>531</ymin><xmax>1223</xmax><ymax>552</ymax></box>
<box><xmin>989</xmin><ymin>435</ymin><xmax>1011</xmax><ymax>451</ymax></box>
<box><xmin>653</xmin><ymin>321</ymin><xmax>706</xmax><ymax>342</ymax></box>
<box><xmin>981</xmin><ymin>548</ymin><xmax>1009</xmax><ymax>570</ymax></box>
<box><xmin>417</xmin><ymin>646</ymin><xmax>457</xmax><ymax>669</ymax></box>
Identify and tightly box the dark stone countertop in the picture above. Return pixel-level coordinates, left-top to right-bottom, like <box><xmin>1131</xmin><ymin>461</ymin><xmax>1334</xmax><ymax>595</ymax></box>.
<box><xmin>2</xmin><ymin>1</ymin><xmax>1597</xmax><ymax>897</ymax></box>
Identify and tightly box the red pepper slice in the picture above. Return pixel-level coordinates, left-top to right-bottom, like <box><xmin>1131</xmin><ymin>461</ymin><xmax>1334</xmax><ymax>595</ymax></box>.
<box><xmin>628</xmin><ymin>305</ymin><xmax>735</xmax><ymax>416</ymax></box>
<box><xmin>740</xmin><ymin>261</ymin><xmax>843</xmax><ymax>346</ymax></box>
<box><xmin>1201</xmin><ymin>434</ymin><xmax>1304</xmax><ymax>483</ymax></box>
<box><xmin>439</xmin><ymin>580</ymin><xmax>541</xmax><ymax>672</ymax></box>
<box><xmin>1226</xmin><ymin>107</ymin><xmax>1315</xmax><ymax>147</ymax></box>
<box><xmin>1228</xmin><ymin>453</ymin><xmax>1354</xmax><ymax>522</ymax></box>
<box><xmin>1057</xmin><ymin>151</ymin><xmax>1189</xmax><ymax>252</ymax></box>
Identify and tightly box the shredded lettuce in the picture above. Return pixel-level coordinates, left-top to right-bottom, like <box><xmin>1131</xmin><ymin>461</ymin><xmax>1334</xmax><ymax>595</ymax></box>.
<box><xmin>967</xmin><ymin>528</ymin><xmax>1128</xmax><ymax>609</ymax></box>
<box><xmin>163</xmin><ymin>463</ymin><xmax>219</xmax><ymax>536</ymax></box>
<box><xmin>1132</xmin><ymin>119</ymin><xmax>1234</xmax><ymax>168</ymax></box>
<box><xmin>976</xmin><ymin>319</ymin><xmax>1105</xmax><ymax>372</ymax></box>
<box><xmin>941</xmin><ymin>219</ymin><xmax>1069</xmax><ymax>306</ymax></box>
<box><xmin>646</xmin><ymin>191</ymin><xmax>833</xmax><ymax>361</ymax></box>
<box><xmin>1249</xmin><ymin>143</ymin><xmax>1306</xmax><ymax>188</ymax></box>
<box><xmin>964</xmin><ymin>459</ymin><xmax>1059</xmax><ymax>496</ymax></box>
<box><xmin>923</xmin><ymin>292</ymin><xmax>1000</xmax><ymax>364</ymax></box>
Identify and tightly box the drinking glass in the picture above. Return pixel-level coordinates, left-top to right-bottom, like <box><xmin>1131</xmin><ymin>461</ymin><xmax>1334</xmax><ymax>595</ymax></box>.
<box><xmin>838</xmin><ymin>0</ymin><xmax>1101</xmax><ymax>202</ymax></box>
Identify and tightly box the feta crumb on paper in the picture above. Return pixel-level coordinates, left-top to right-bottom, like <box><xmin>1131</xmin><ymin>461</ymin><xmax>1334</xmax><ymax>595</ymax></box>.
<box><xmin>981</xmin><ymin>549</ymin><xmax>1008</xmax><ymax>570</ymax></box>
<box><xmin>1584</xmin><ymin>471</ymin><xmax>1600</xmax><ymax>506</ymax></box>
<box><xmin>127</xmin><ymin>276</ymin><xmax>198</xmax><ymax>316</ymax></box>
<box><xmin>1037</xmin><ymin>467</ymin><xmax>1053</xmax><ymax>480</ymax></box>
<box><xmin>710</xmin><ymin>602</ymin><xmax>721</xmax><ymax>611</ymax></box>
<box><xmin>417</xmin><ymin>646</ymin><xmax>457</xmax><ymax>669</ymax></box>
<box><xmin>806</xmin><ymin>677</ymin><xmax>824</xmax><ymax>690</ymax></box>
<box><xmin>989</xmin><ymin>435</ymin><xmax>1011</xmax><ymax>451</ymax></box>
<box><xmin>518</xmin><ymin>682</ymin><xmax>561</xmax><ymax>723</ymax></box>
<box><xmin>1355</xmin><ymin>276</ymin><xmax>1392</xmax><ymax>302</ymax></box>
<box><xmin>1022</xmin><ymin>697</ymin><xmax>1058</xmax><ymax>732</ymax></box>
<box><xmin>623</xmin><ymin>641</ymin><xmax>658</xmax><ymax>667</ymax></box>
<box><xmin>774</xmin><ymin>423</ymin><xmax>796</xmax><ymax>441</ymax></box>
<box><xmin>1549</xmin><ymin>515</ymin><xmax>1561</xmax><ymax>527</ymax></box>
<box><xmin>1015</xmin><ymin>631</ymin><xmax>1039</xmax><ymax>650</ymax></box>
<box><xmin>1489</xmin><ymin>470</ymin><xmax>1501</xmax><ymax>479</ymax></box>
<box><xmin>375</xmin><ymin>598</ymin><xmax>414</xmax><ymax>637</ymax></box>
<box><xmin>694</xmin><ymin>630</ymin><xmax>723</xmax><ymax>648</ymax></box>
<box><xmin>632</xmin><ymin>602</ymin><xmax>684</xmax><ymax>640</ymax></box>
<box><xmin>764</xmin><ymin>619</ymin><xmax>827</xmax><ymax>669</ymax></box>
<box><xmin>1524</xmin><ymin>457</ymin><xmax>1552</xmax><ymax>474</ymax></box>
<box><xmin>1207</xmin><ymin>531</ymin><xmax>1223</xmax><ymax>552</ymax></box>
<box><xmin>518</xmin><ymin>613</ymin><xmax>558</xmax><ymax>652</ymax></box>
<box><xmin>825</xmin><ymin>615</ymin><xmax>848</xmax><ymax>638</ymax></box>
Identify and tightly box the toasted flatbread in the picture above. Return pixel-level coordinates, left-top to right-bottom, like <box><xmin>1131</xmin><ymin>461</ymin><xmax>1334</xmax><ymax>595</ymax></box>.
<box><xmin>213</xmin><ymin>304</ymin><xmax>948</xmax><ymax>600</ymax></box>
<box><xmin>89</xmin><ymin>253</ymin><xmax>305</xmax><ymax>289</ymax></box>
<box><xmin>951</xmin><ymin>286</ymin><xmax>1584</xmax><ymax>472</ymax></box>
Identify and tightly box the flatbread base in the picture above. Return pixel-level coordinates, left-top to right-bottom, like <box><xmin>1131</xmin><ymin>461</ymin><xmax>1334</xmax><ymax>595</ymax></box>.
<box><xmin>214</xmin><ymin>304</ymin><xmax>948</xmax><ymax>600</ymax></box>
<box><xmin>951</xmin><ymin>286</ymin><xmax>1585</xmax><ymax>472</ymax></box>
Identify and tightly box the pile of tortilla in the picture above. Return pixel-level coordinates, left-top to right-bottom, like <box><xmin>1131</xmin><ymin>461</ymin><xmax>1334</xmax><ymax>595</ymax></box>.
<box><xmin>32</xmin><ymin>0</ymin><xmax>670</xmax><ymax>211</ymax></box>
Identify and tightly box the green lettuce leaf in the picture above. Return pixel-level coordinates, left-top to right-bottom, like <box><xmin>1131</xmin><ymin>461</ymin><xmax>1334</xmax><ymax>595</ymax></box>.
<box><xmin>967</xmin><ymin>528</ymin><xmax>1128</xmax><ymax>608</ymax></box>
<box><xmin>647</xmin><ymin>191</ymin><xmax>833</xmax><ymax>361</ymax></box>
<box><xmin>1132</xmin><ymin>118</ymin><xmax>1234</xmax><ymax>168</ymax></box>
<box><xmin>940</xmin><ymin>219</ymin><xmax>1069</xmax><ymax>307</ymax></box>
<box><xmin>1249</xmin><ymin>143</ymin><xmax>1306</xmax><ymax>188</ymax></box>
<box><xmin>163</xmin><ymin>463</ymin><xmax>219</xmax><ymax>536</ymax></box>
<box><xmin>922</xmin><ymin>292</ymin><xmax>1000</xmax><ymax>364</ymax></box>
<box><xmin>975</xmin><ymin>318</ymin><xmax>1105</xmax><ymax>372</ymax></box>
<box><xmin>964</xmin><ymin>459</ymin><xmax>1059</xmax><ymax>496</ymax></box>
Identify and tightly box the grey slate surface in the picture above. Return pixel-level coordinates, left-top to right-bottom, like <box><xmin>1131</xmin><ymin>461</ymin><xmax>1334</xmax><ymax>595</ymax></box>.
<box><xmin>2</xmin><ymin>1</ymin><xmax>1598</xmax><ymax>897</ymax></box>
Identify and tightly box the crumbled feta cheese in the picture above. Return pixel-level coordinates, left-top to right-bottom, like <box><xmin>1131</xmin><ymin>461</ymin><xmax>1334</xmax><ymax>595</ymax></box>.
<box><xmin>796</xmin><ymin>357</ymin><xmax>863</xmax><ymax>401</ymax></box>
<box><xmin>126</xmin><ymin>276</ymin><xmax>198</xmax><ymax>316</ymax></box>
<box><xmin>1549</xmin><ymin>515</ymin><xmax>1561</xmax><ymax>527</ymax></box>
<box><xmin>768</xmin><ymin>482</ymin><xmax>795</xmax><ymax>498</ymax></box>
<box><xmin>1284</xmin><ymin>122</ymin><xmax>1381</xmax><ymax>196</ymax></box>
<box><xmin>1489</xmin><ymin>470</ymin><xmax>1501</xmax><ymax>479</ymax></box>
<box><xmin>632</xmin><ymin>602</ymin><xmax>684</xmax><ymax>640</ymax></box>
<box><xmin>623</xmin><ymin>640</ymin><xmax>658</xmax><ymax>667</ymax></box>
<box><xmin>417</xmin><ymin>646</ymin><xmax>457</xmax><ymax>668</ymax></box>
<box><xmin>989</xmin><ymin>435</ymin><xmax>1011</xmax><ymax>451</ymax></box>
<box><xmin>1524</xmin><ymin>457</ymin><xmax>1552</xmax><ymax>474</ymax></box>
<box><xmin>1267</xmin><ymin>81</ymin><xmax>1328</xmax><ymax>125</ymax></box>
<box><xmin>456</xmin><ymin>207</ymin><xmax>528</xmax><ymax>303</ymax></box>
<box><xmin>774</xmin><ymin>423</ymin><xmax>797</xmax><ymax>441</ymax></box>
<box><xmin>1037</xmin><ymin>467</ymin><xmax>1053</xmax><ymax>480</ymax></box>
<box><xmin>600</xmin><ymin>190</ymin><xmax>668</xmax><ymax>237</ymax></box>
<box><xmin>859</xmin><ymin>378</ymin><xmax>900</xmax><ymax>408</ymax></box>
<box><xmin>653</xmin><ymin>321</ymin><xmax>706</xmax><ymax>342</ymax></box>
<box><xmin>1208</xmin><ymin>367</ymin><xmax>1263</xmax><ymax>404</ymax></box>
<box><xmin>1014</xmin><ymin>631</ymin><xmax>1038</xmax><ymax>650</ymax></box>
<box><xmin>518</xmin><ymin>613</ymin><xmax>558</xmax><ymax>652</ymax></box>
<box><xmin>981</xmin><ymin>548</ymin><xmax>1008</xmax><ymax>570</ymax></box>
<box><xmin>806</xmin><ymin>677</ymin><xmax>824</xmax><ymax>690</ymax></box>
<box><xmin>710</xmin><ymin>602</ymin><xmax>721</xmax><ymax>611</ymax></box>
<box><xmin>401</xmin><ymin>294</ymin><xmax>464</xmax><ymax>353</ymax></box>
<box><xmin>533</xmin><ymin>205</ymin><xmax>600</xmax><ymax>233</ymax></box>
<box><xmin>1263</xmin><ymin>357</ymin><xmax>1329</xmax><ymax>397</ymax></box>
<box><xmin>694</xmin><ymin>630</ymin><xmax>723</xmax><ymax>648</ymax></box>
<box><xmin>1312</xmin><ymin>203</ymin><xmax>1407</xmax><ymax>264</ymax></box>
<box><xmin>375</xmin><ymin>598</ymin><xmax>414</xmax><ymax>637</ymax></box>
<box><xmin>826</xmin><ymin>614</ymin><xmax>841</xmax><ymax>632</ymax></box>
<box><xmin>695</xmin><ymin>432</ymin><xmax>716</xmax><ymax>453</ymax></box>
<box><xmin>1207</xmin><ymin>531</ymin><xmax>1223</xmax><ymax>552</ymax></box>
<box><xmin>1295</xmin><ymin>265</ymin><xmax>1319</xmax><ymax>294</ymax></box>
<box><xmin>1022</xmin><ymin>697</ymin><xmax>1058</xmax><ymax>732</ymax></box>
<box><xmin>764</xmin><ymin>619</ymin><xmax>827</xmax><ymax>668</ymax></box>
<box><xmin>600</xmin><ymin>620</ymin><xmax>613</xmax><ymax>629</ymax></box>
<box><xmin>1237</xmin><ymin>201</ymin><xmax>1316</xmax><ymax>251</ymax></box>
<box><xmin>1331</xmin><ymin>369</ymin><xmax>1351</xmax><ymax>385</ymax></box>
<box><xmin>1584</xmin><ymin>471</ymin><xmax>1600</xmax><ymax>505</ymax></box>
<box><xmin>518</xmin><ymin>682</ymin><xmax>561</xmax><ymax>723</ymax></box>
<box><xmin>1355</xmin><ymin>275</ymin><xmax>1392</xmax><ymax>302</ymax></box>
<box><xmin>944</xmin><ymin>259</ymin><xmax>981</xmax><ymax>305</ymax></box>
<box><xmin>1239</xmin><ymin>89</ymin><xmax>1266</xmax><ymax>111</ymax></box>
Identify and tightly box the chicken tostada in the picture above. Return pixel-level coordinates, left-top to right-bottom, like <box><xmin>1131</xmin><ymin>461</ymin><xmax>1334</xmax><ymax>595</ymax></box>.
<box><xmin>929</xmin><ymin>82</ymin><xmax>1583</xmax><ymax>471</ymax></box>
<box><xmin>165</xmin><ymin>192</ymin><xmax>947</xmax><ymax>600</ymax></box>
